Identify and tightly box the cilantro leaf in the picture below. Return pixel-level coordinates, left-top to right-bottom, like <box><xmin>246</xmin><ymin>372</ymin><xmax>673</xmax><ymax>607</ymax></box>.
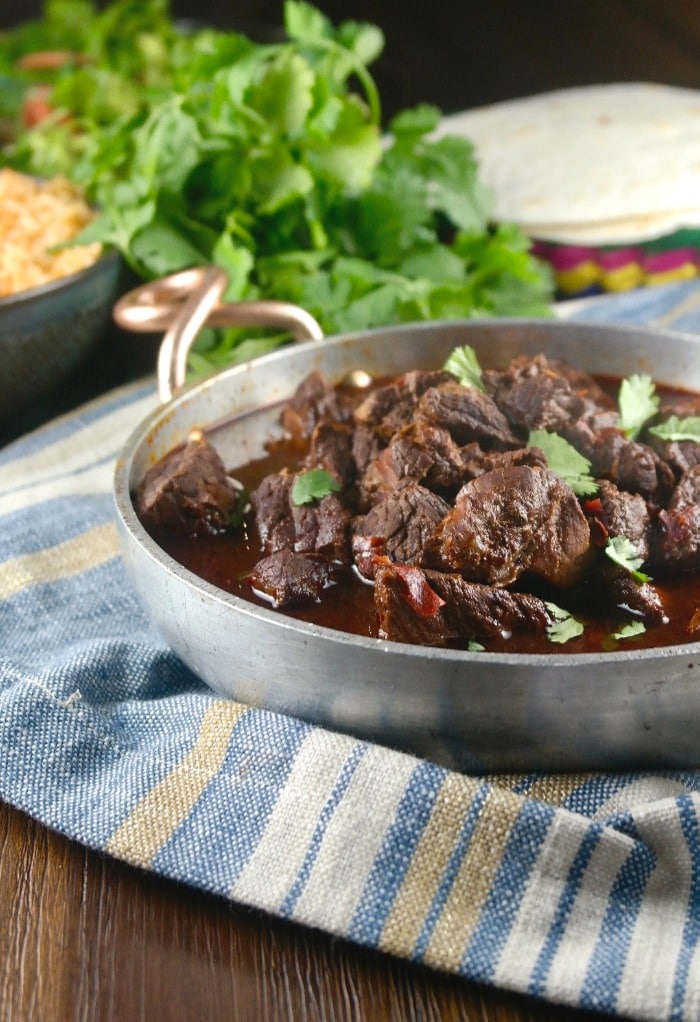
<box><xmin>605</xmin><ymin>536</ymin><xmax>652</xmax><ymax>583</ymax></box>
<box><xmin>291</xmin><ymin>468</ymin><xmax>341</xmax><ymax>505</ymax></box>
<box><xmin>284</xmin><ymin>1</ymin><xmax>334</xmax><ymax>44</ymax></box>
<box><xmin>389</xmin><ymin>103</ymin><xmax>442</xmax><ymax>139</ymax></box>
<box><xmin>611</xmin><ymin>620</ymin><xmax>647</xmax><ymax>641</ymax></box>
<box><xmin>648</xmin><ymin>415</ymin><xmax>700</xmax><ymax>443</ymax></box>
<box><xmin>618</xmin><ymin>374</ymin><xmax>659</xmax><ymax>439</ymax></box>
<box><xmin>443</xmin><ymin>345</ymin><xmax>486</xmax><ymax>391</ymax></box>
<box><xmin>545</xmin><ymin>602</ymin><xmax>584</xmax><ymax>644</ymax></box>
<box><xmin>528</xmin><ymin>430</ymin><xmax>598</xmax><ymax>496</ymax></box>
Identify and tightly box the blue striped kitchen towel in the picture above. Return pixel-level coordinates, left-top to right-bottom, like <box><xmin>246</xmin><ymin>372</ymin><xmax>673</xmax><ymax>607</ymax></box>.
<box><xmin>2</xmin><ymin>279</ymin><xmax>700</xmax><ymax>1022</ymax></box>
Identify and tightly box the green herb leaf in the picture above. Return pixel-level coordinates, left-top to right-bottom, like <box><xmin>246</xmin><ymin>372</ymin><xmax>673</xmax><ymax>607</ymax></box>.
<box><xmin>648</xmin><ymin>415</ymin><xmax>700</xmax><ymax>443</ymax></box>
<box><xmin>605</xmin><ymin>536</ymin><xmax>652</xmax><ymax>583</ymax></box>
<box><xmin>389</xmin><ymin>103</ymin><xmax>442</xmax><ymax>139</ymax></box>
<box><xmin>291</xmin><ymin>468</ymin><xmax>341</xmax><ymax>505</ymax></box>
<box><xmin>467</xmin><ymin>639</ymin><xmax>485</xmax><ymax>652</ymax></box>
<box><xmin>618</xmin><ymin>374</ymin><xmax>659</xmax><ymax>439</ymax></box>
<box><xmin>284</xmin><ymin>1</ymin><xmax>334</xmax><ymax>44</ymax></box>
<box><xmin>443</xmin><ymin>345</ymin><xmax>486</xmax><ymax>391</ymax></box>
<box><xmin>545</xmin><ymin>602</ymin><xmax>584</xmax><ymax>644</ymax></box>
<box><xmin>611</xmin><ymin>620</ymin><xmax>647</xmax><ymax>641</ymax></box>
<box><xmin>528</xmin><ymin>430</ymin><xmax>598</xmax><ymax>496</ymax></box>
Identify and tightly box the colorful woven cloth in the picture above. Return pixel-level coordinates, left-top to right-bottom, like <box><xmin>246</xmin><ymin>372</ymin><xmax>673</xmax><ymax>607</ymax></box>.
<box><xmin>534</xmin><ymin>230</ymin><xmax>700</xmax><ymax>299</ymax></box>
<box><xmin>2</xmin><ymin>280</ymin><xmax>700</xmax><ymax>1021</ymax></box>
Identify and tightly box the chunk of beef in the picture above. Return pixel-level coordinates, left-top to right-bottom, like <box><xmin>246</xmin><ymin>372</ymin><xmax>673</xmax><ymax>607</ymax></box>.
<box><xmin>374</xmin><ymin>561</ymin><xmax>550</xmax><ymax>645</ymax></box>
<box><xmin>416</xmin><ymin>381</ymin><xmax>520</xmax><ymax>449</ymax></box>
<box><xmin>249</xmin><ymin>470</ymin><xmax>296</xmax><ymax>552</ymax></box>
<box><xmin>250</xmin><ymin>471</ymin><xmax>352</xmax><ymax>561</ymax></box>
<box><xmin>359</xmin><ymin>421</ymin><xmax>473</xmax><ymax>506</ymax></box>
<box><xmin>135</xmin><ymin>432</ymin><xmax>240</xmax><ymax>537</ymax></box>
<box><xmin>352</xmin><ymin>479</ymin><xmax>450</xmax><ymax>580</ymax></box>
<box><xmin>426</xmin><ymin>464</ymin><xmax>591</xmax><ymax>588</ymax></box>
<box><xmin>281</xmin><ymin>370</ymin><xmax>352</xmax><ymax>438</ymax></box>
<box><xmin>647</xmin><ymin>438</ymin><xmax>700</xmax><ymax>478</ymax></box>
<box><xmin>359</xmin><ymin>422</ymin><xmax>550</xmax><ymax>509</ymax></box>
<box><xmin>645</xmin><ymin>399</ymin><xmax>700</xmax><ymax>478</ymax></box>
<box><xmin>592</xmin><ymin>563</ymin><xmax>667</xmax><ymax>625</ymax></box>
<box><xmin>354</xmin><ymin>369</ymin><xmax>454</xmax><ymax>439</ymax></box>
<box><xmin>596</xmin><ymin>433</ymin><xmax>678</xmax><ymax>504</ymax></box>
<box><xmin>359</xmin><ymin>442</ymin><xmax>414</xmax><ymax>507</ymax></box>
<box><xmin>670</xmin><ymin>465</ymin><xmax>700</xmax><ymax>510</ymax></box>
<box><xmin>483</xmin><ymin>352</ymin><xmax>590</xmax><ymax>434</ymax></box>
<box><xmin>650</xmin><ymin>468</ymin><xmax>700</xmax><ymax>574</ymax></box>
<box><xmin>581</xmin><ymin>431</ymin><xmax>676</xmax><ymax>504</ymax></box>
<box><xmin>304</xmin><ymin>421</ymin><xmax>356</xmax><ymax>488</ymax></box>
<box><xmin>352</xmin><ymin>425</ymin><xmax>384</xmax><ymax>478</ymax></box>
<box><xmin>472</xmin><ymin>446</ymin><xmax>549</xmax><ymax>476</ymax></box>
<box><xmin>652</xmin><ymin>506</ymin><xmax>700</xmax><ymax>573</ymax></box>
<box><xmin>586</xmin><ymin>479</ymin><xmax>652</xmax><ymax>560</ymax></box>
<box><xmin>547</xmin><ymin>358</ymin><xmax>618</xmax><ymax>410</ymax></box>
<box><xmin>390</xmin><ymin>421</ymin><xmax>466</xmax><ymax>490</ymax></box>
<box><xmin>248</xmin><ymin>550</ymin><xmax>337</xmax><ymax>607</ymax></box>
<box><xmin>291</xmin><ymin>493</ymin><xmax>352</xmax><ymax>560</ymax></box>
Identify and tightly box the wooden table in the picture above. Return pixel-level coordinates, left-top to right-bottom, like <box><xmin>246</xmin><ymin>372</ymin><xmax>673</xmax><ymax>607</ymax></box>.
<box><xmin>0</xmin><ymin>799</ymin><xmax>613</xmax><ymax>1021</ymax></box>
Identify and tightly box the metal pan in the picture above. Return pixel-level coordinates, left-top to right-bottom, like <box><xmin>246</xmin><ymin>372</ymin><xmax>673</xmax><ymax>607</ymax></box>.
<box><xmin>113</xmin><ymin>268</ymin><xmax>700</xmax><ymax>772</ymax></box>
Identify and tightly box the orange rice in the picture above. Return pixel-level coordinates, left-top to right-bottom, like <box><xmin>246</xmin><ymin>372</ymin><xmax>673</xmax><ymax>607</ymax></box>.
<box><xmin>0</xmin><ymin>168</ymin><xmax>102</xmax><ymax>297</ymax></box>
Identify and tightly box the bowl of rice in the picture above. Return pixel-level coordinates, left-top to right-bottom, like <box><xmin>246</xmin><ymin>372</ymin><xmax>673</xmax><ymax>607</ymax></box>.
<box><xmin>0</xmin><ymin>168</ymin><xmax>122</xmax><ymax>423</ymax></box>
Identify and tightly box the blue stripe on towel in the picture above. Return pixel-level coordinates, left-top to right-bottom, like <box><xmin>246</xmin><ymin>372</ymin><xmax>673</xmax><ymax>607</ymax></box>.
<box><xmin>151</xmin><ymin>710</ymin><xmax>311</xmax><ymax>893</ymax></box>
<box><xmin>348</xmin><ymin>760</ymin><xmax>444</xmax><ymax>946</ymax></box>
<box><xmin>462</xmin><ymin>800</ymin><xmax>556</xmax><ymax>980</ymax></box>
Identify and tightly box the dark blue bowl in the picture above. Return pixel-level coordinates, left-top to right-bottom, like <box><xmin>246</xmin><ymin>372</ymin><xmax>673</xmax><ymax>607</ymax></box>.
<box><xmin>0</xmin><ymin>246</ymin><xmax>123</xmax><ymax>422</ymax></box>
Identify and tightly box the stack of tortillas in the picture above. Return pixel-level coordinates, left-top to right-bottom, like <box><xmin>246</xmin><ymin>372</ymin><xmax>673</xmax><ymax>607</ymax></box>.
<box><xmin>439</xmin><ymin>82</ymin><xmax>700</xmax><ymax>245</ymax></box>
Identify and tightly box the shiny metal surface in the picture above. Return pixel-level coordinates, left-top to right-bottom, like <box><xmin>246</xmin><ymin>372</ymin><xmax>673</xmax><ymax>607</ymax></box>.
<box><xmin>114</xmin><ymin>318</ymin><xmax>700</xmax><ymax>772</ymax></box>
<box><xmin>113</xmin><ymin>267</ymin><xmax>324</xmax><ymax>402</ymax></box>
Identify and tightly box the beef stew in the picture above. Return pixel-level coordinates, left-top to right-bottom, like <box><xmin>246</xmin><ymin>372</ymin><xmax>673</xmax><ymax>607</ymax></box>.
<box><xmin>135</xmin><ymin>350</ymin><xmax>700</xmax><ymax>655</ymax></box>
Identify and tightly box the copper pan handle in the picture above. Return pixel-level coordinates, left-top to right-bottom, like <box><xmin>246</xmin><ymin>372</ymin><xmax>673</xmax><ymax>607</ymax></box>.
<box><xmin>113</xmin><ymin>267</ymin><xmax>325</xmax><ymax>403</ymax></box>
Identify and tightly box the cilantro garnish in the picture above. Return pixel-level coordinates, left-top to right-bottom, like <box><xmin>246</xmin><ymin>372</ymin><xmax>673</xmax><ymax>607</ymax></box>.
<box><xmin>618</xmin><ymin>374</ymin><xmax>659</xmax><ymax>439</ymax></box>
<box><xmin>648</xmin><ymin>415</ymin><xmax>700</xmax><ymax>443</ymax></box>
<box><xmin>605</xmin><ymin>536</ymin><xmax>652</xmax><ymax>583</ymax></box>
<box><xmin>291</xmin><ymin>468</ymin><xmax>341</xmax><ymax>505</ymax></box>
<box><xmin>544</xmin><ymin>602</ymin><xmax>584</xmax><ymax>644</ymax></box>
<box><xmin>528</xmin><ymin>430</ymin><xmax>598</xmax><ymax>496</ymax></box>
<box><xmin>443</xmin><ymin>345</ymin><xmax>486</xmax><ymax>391</ymax></box>
<box><xmin>611</xmin><ymin>620</ymin><xmax>647</xmax><ymax>641</ymax></box>
<box><xmin>467</xmin><ymin>639</ymin><xmax>485</xmax><ymax>652</ymax></box>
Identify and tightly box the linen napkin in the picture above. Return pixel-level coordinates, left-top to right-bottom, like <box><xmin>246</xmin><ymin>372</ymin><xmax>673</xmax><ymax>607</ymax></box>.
<box><xmin>2</xmin><ymin>280</ymin><xmax>700</xmax><ymax>1022</ymax></box>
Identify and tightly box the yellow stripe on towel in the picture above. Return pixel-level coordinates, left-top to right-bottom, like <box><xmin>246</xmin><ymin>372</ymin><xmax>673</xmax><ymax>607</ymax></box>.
<box><xmin>378</xmin><ymin>773</ymin><xmax>483</xmax><ymax>958</ymax></box>
<box><xmin>106</xmin><ymin>700</ymin><xmax>248</xmax><ymax>868</ymax></box>
<box><xmin>0</xmin><ymin>521</ymin><xmax>119</xmax><ymax>600</ymax></box>
<box><xmin>422</xmin><ymin>786</ymin><xmax>523</xmax><ymax>971</ymax></box>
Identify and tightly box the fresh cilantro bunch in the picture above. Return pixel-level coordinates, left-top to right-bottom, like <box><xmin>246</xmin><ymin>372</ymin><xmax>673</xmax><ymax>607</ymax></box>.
<box><xmin>1</xmin><ymin>0</ymin><xmax>554</xmax><ymax>371</ymax></box>
<box><xmin>0</xmin><ymin>0</ymin><xmax>178</xmax><ymax>168</ymax></box>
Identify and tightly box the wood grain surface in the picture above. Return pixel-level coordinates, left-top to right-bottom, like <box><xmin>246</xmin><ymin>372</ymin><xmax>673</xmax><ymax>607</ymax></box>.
<box><xmin>0</xmin><ymin>799</ymin><xmax>613</xmax><ymax>1022</ymax></box>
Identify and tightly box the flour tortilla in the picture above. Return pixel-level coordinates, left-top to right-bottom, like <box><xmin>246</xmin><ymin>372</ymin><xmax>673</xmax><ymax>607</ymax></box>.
<box><xmin>513</xmin><ymin>208</ymin><xmax>700</xmax><ymax>246</ymax></box>
<box><xmin>439</xmin><ymin>83</ymin><xmax>700</xmax><ymax>243</ymax></box>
